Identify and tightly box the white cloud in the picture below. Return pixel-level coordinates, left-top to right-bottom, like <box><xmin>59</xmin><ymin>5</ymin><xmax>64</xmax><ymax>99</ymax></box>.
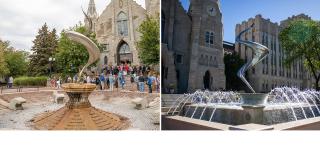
<box><xmin>0</xmin><ymin>0</ymin><xmax>145</xmax><ymax>52</ymax></box>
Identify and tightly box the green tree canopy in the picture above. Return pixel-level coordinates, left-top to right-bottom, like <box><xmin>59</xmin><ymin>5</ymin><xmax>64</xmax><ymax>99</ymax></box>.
<box><xmin>137</xmin><ymin>16</ymin><xmax>160</xmax><ymax>66</ymax></box>
<box><xmin>4</xmin><ymin>50</ymin><xmax>28</xmax><ymax>77</ymax></box>
<box><xmin>0</xmin><ymin>39</ymin><xmax>28</xmax><ymax>77</ymax></box>
<box><xmin>224</xmin><ymin>53</ymin><xmax>246</xmax><ymax>91</ymax></box>
<box><xmin>55</xmin><ymin>24</ymin><xmax>99</xmax><ymax>77</ymax></box>
<box><xmin>279</xmin><ymin>19</ymin><xmax>320</xmax><ymax>90</ymax></box>
<box><xmin>29</xmin><ymin>23</ymin><xmax>58</xmax><ymax>76</ymax></box>
<box><xmin>0</xmin><ymin>41</ymin><xmax>9</xmax><ymax>77</ymax></box>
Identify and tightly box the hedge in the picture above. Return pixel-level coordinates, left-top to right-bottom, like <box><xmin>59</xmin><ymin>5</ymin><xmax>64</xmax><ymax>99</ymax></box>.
<box><xmin>14</xmin><ymin>76</ymin><xmax>48</xmax><ymax>86</ymax></box>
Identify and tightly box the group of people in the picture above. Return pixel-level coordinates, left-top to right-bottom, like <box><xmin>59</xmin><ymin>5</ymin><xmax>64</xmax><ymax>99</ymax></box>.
<box><xmin>88</xmin><ymin>64</ymin><xmax>160</xmax><ymax>93</ymax></box>
<box><xmin>50</xmin><ymin>64</ymin><xmax>160</xmax><ymax>93</ymax></box>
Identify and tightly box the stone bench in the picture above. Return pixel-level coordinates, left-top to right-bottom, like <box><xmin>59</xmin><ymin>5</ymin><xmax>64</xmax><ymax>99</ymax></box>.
<box><xmin>9</xmin><ymin>97</ymin><xmax>26</xmax><ymax>110</ymax></box>
<box><xmin>132</xmin><ymin>98</ymin><xmax>148</xmax><ymax>110</ymax></box>
<box><xmin>53</xmin><ymin>91</ymin><xmax>65</xmax><ymax>104</ymax></box>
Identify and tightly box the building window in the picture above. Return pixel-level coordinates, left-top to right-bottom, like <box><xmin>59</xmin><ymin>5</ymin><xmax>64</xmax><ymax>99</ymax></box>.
<box><xmin>205</xmin><ymin>31</ymin><xmax>214</xmax><ymax>48</ymax></box>
<box><xmin>119</xmin><ymin>43</ymin><xmax>130</xmax><ymax>54</ymax></box>
<box><xmin>117</xmin><ymin>12</ymin><xmax>128</xmax><ymax>36</ymax></box>
<box><xmin>176</xmin><ymin>54</ymin><xmax>183</xmax><ymax>64</ymax></box>
<box><xmin>102</xmin><ymin>44</ymin><xmax>110</xmax><ymax>52</ymax></box>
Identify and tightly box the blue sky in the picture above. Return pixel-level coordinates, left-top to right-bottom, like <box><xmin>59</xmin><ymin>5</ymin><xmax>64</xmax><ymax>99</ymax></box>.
<box><xmin>179</xmin><ymin>0</ymin><xmax>320</xmax><ymax>43</ymax></box>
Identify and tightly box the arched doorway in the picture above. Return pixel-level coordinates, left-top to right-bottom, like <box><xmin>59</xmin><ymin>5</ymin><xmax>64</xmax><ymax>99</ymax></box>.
<box><xmin>104</xmin><ymin>56</ymin><xmax>108</xmax><ymax>65</ymax></box>
<box><xmin>117</xmin><ymin>41</ymin><xmax>133</xmax><ymax>65</ymax></box>
<box><xmin>203</xmin><ymin>70</ymin><xmax>211</xmax><ymax>90</ymax></box>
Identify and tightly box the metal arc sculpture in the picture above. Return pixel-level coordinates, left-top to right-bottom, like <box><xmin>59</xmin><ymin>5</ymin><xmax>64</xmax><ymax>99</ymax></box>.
<box><xmin>65</xmin><ymin>31</ymin><xmax>100</xmax><ymax>82</ymax></box>
<box><xmin>236</xmin><ymin>23</ymin><xmax>270</xmax><ymax>93</ymax></box>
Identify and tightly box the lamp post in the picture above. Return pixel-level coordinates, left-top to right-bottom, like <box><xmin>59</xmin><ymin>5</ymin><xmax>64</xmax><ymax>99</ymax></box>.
<box><xmin>49</xmin><ymin>57</ymin><xmax>56</xmax><ymax>76</ymax></box>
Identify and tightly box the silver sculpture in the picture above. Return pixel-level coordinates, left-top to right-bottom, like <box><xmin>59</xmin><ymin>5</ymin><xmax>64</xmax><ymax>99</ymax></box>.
<box><xmin>65</xmin><ymin>31</ymin><xmax>100</xmax><ymax>82</ymax></box>
<box><xmin>236</xmin><ymin>24</ymin><xmax>270</xmax><ymax>93</ymax></box>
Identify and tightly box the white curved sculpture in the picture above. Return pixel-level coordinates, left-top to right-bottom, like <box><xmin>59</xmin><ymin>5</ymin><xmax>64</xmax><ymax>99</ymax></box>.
<box><xmin>236</xmin><ymin>24</ymin><xmax>270</xmax><ymax>93</ymax></box>
<box><xmin>65</xmin><ymin>31</ymin><xmax>100</xmax><ymax>82</ymax></box>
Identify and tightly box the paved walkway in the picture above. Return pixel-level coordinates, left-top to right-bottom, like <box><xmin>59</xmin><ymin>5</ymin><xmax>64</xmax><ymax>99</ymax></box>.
<box><xmin>0</xmin><ymin>91</ymin><xmax>159</xmax><ymax>130</ymax></box>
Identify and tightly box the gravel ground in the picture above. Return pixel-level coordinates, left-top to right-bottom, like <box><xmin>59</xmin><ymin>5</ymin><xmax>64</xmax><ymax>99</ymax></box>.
<box><xmin>0</xmin><ymin>93</ymin><xmax>160</xmax><ymax>130</ymax></box>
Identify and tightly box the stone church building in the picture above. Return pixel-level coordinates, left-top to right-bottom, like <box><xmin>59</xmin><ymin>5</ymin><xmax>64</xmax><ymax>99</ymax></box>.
<box><xmin>162</xmin><ymin>0</ymin><xmax>226</xmax><ymax>93</ymax></box>
<box><xmin>84</xmin><ymin>0</ymin><xmax>159</xmax><ymax>67</ymax></box>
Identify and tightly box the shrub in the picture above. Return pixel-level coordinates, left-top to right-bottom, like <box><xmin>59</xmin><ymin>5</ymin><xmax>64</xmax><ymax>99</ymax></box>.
<box><xmin>14</xmin><ymin>76</ymin><xmax>48</xmax><ymax>86</ymax></box>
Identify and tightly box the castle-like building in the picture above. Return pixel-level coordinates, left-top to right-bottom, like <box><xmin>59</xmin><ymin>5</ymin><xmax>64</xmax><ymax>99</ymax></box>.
<box><xmin>162</xmin><ymin>0</ymin><xmax>226</xmax><ymax>93</ymax></box>
<box><xmin>235</xmin><ymin>14</ymin><xmax>314</xmax><ymax>92</ymax></box>
<box><xmin>84</xmin><ymin>0</ymin><xmax>159</xmax><ymax>67</ymax></box>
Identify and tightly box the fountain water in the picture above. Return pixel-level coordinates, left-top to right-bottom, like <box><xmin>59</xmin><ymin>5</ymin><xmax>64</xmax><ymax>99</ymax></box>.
<box><xmin>166</xmin><ymin>87</ymin><xmax>320</xmax><ymax>126</ymax></box>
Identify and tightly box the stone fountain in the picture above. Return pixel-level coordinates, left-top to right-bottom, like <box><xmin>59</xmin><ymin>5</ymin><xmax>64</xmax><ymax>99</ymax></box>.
<box><xmin>32</xmin><ymin>31</ymin><xmax>129</xmax><ymax>130</ymax></box>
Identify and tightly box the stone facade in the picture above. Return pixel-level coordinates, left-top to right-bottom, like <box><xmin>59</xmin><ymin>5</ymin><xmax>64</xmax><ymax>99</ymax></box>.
<box><xmin>84</xmin><ymin>0</ymin><xmax>159</xmax><ymax>67</ymax></box>
<box><xmin>235</xmin><ymin>14</ymin><xmax>314</xmax><ymax>93</ymax></box>
<box><xmin>162</xmin><ymin>0</ymin><xmax>226</xmax><ymax>93</ymax></box>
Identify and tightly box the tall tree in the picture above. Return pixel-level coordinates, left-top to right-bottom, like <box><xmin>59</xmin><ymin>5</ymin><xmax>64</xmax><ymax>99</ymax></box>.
<box><xmin>4</xmin><ymin>50</ymin><xmax>28</xmax><ymax>77</ymax></box>
<box><xmin>137</xmin><ymin>16</ymin><xmax>160</xmax><ymax>66</ymax></box>
<box><xmin>279</xmin><ymin>19</ymin><xmax>320</xmax><ymax>90</ymax></box>
<box><xmin>29</xmin><ymin>23</ymin><xmax>58</xmax><ymax>76</ymax></box>
<box><xmin>0</xmin><ymin>41</ymin><xmax>9</xmax><ymax>77</ymax></box>
<box><xmin>55</xmin><ymin>24</ymin><xmax>99</xmax><ymax>77</ymax></box>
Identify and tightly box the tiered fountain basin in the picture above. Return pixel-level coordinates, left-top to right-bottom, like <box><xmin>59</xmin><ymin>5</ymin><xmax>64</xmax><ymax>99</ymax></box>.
<box><xmin>32</xmin><ymin>83</ymin><xmax>130</xmax><ymax>130</ymax></box>
<box><xmin>162</xmin><ymin>88</ymin><xmax>320</xmax><ymax>130</ymax></box>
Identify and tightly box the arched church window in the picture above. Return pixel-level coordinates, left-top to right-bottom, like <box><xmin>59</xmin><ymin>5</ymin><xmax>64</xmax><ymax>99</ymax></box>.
<box><xmin>119</xmin><ymin>43</ymin><xmax>130</xmax><ymax>54</ymax></box>
<box><xmin>117</xmin><ymin>12</ymin><xmax>128</xmax><ymax>36</ymax></box>
<box><xmin>199</xmin><ymin>55</ymin><xmax>204</xmax><ymax>65</ymax></box>
<box><xmin>205</xmin><ymin>55</ymin><xmax>208</xmax><ymax>65</ymax></box>
<box><xmin>213</xmin><ymin>57</ymin><xmax>218</xmax><ymax>67</ymax></box>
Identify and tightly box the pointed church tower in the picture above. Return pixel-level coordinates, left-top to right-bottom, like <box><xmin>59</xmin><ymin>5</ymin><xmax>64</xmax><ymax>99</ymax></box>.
<box><xmin>84</xmin><ymin>0</ymin><xmax>98</xmax><ymax>32</ymax></box>
<box><xmin>145</xmin><ymin>0</ymin><xmax>160</xmax><ymax>17</ymax></box>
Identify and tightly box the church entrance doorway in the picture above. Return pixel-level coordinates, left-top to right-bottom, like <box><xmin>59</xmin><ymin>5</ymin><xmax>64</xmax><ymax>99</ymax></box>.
<box><xmin>203</xmin><ymin>70</ymin><xmax>211</xmax><ymax>90</ymax></box>
<box><xmin>117</xmin><ymin>41</ymin><xmax>133</xmax><ymax>65</ymax></box>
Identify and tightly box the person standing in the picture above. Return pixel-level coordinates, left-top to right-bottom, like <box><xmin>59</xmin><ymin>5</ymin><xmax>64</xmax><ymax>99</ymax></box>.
<box><xmin>138</xmin><ymin>73</ymin><xmax>145</xmax><ymax>92</ymax></box>
<box><xmin>86</xmin><ymin>75</ymin><xmax>91</xmax><ymax>84</ymax></box>
<box><xmin>147</xmin><ymin>74</ymin><xmax>155</xmax><ymax>93</ymax></box>
<box><xmin>8</xmin><ymin>76</ymin><xmax>13</xmax><ymax>88</ymax></box>
<box><xmin>109</xmin><ymin>74</ymin><xmax>115</xmax><ymax>91</ymax></box>
<box><xmin>99</xmin><ymin>74</ymin><xmax>105</xmax><ymax>90</ymax></box>
<box><xmin>118</xmin><ymin>71</ymin><xmax>125</xmax><ymax>89</ymax></box>
<box><xmin>156</xmin><ymin>74</ymin><xmax>160</xmax><ymax>93</ymax></box>
<box><xmin>105</xmin><ymin>74</ymin><xmax>109</xmax><ymax>90</ymax></box>
<box><xmin>134</xmin><ymin>73</ymin><xmax>139</xmax><ymax>91</ymax></box>
<box><xmin>56</xmin><ymin>77</ymin><xmax>61</xmax><ymax>89</ymax></box>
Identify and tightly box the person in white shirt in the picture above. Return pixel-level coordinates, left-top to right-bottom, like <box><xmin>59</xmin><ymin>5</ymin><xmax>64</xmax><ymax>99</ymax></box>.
<box><xmin>8</xmin><ymin>76</ymin><xmax>13</xmax><ymax>88</ymax></box>
<box><xmin>86</xmin><ymin>76</ymin><xmax>91</xmax><ymax>84</ymax></box>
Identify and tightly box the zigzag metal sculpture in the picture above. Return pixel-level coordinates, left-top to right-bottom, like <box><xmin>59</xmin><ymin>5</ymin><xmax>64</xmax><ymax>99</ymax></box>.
<box><xmin>236</xmin><ymin>24</ymin><xmax>270</xmax><ymax>93</ymax></box>
<box><xmin>65</xmin><ymin>31</ymin><xmax>100</xmax><ymax>82</ymax></box>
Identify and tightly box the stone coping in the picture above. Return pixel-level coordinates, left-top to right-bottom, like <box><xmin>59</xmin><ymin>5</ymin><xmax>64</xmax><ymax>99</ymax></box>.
<box><xmin>229</xmin><ymin>124</ymin><xmax>274</xmax><ymax>131</ymax></box>
<box><xmin>62</xmin><ymin>83</ymin><xmax>96</xmax><ymax>93</ymax></box>
<box><xmin>164</xmin><ymin>115</ymin><xmax>320</xmax><ymax>130</ymax></box>
<box><xmin>182</xmin><ymin>103</ymin><xmax>317</xmax><ymax>111</ymax></box>
<box><xmin>165</xmin><ymin>116</ymin><xmax>231</xmax><ymax>130</ymax></box>
<box><xmin>272</xmin><ymin>117</ymin><xmax>320</xmax><ymax>130</ymax></box>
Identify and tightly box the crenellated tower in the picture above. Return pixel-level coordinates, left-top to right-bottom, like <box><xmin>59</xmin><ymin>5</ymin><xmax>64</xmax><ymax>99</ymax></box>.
<box><xmin>187</xmin><ymin>0</ymin><xmax>225</xmax><ymax>91</ymax></box>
